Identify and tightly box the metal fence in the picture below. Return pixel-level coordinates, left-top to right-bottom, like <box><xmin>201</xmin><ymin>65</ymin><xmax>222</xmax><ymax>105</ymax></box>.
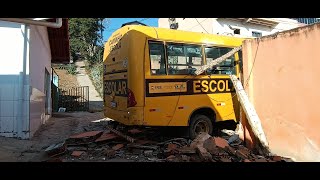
<box><xmin>57</xmin><ymin>86</ymin><xmax>89</xmax><ymax>112</ymax></box>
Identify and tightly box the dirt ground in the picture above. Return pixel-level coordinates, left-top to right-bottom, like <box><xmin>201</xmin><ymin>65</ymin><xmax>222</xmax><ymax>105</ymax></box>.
<box><xmin>75</xmin><ymin>60</ymin><xmax>103</xmax><ymax>111</ymax></box>
<box><xmin>53</xmin><ymin>67</ymin><xmax>79</xmax><ymax>89</ymax></box>
<box><xmin>0</xmin><ymin>112</ymin><xmax>104</xmax><ymax>162</ymax></box>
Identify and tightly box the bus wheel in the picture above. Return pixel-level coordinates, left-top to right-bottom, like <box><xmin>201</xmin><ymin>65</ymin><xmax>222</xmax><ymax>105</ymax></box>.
<box><xmin>189</xmin><ymin>114</ymin><xmax>213</xmax><ymax>139</ymax></box>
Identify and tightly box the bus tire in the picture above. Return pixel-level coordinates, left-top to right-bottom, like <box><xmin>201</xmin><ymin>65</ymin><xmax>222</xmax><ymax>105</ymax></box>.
<box><xmin>189</xmin><ymin>114</ymin><xmax>213</xmax><ymax>140</ymax></box>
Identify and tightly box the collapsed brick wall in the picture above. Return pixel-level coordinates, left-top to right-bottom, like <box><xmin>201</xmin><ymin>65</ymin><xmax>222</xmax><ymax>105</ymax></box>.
<box><xmin>241</xmin><ymin>23</ymin><xmax>320</xmax><ymax>162</ymax></box>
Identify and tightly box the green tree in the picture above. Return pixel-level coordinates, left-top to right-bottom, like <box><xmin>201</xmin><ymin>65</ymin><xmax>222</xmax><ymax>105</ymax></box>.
<box><xmin>69</xmin><ymin>18</ymin><xmax>109</xmax><ymax>64</ymax></box>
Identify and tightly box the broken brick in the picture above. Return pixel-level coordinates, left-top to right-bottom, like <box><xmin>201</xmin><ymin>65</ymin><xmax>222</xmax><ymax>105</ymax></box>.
<box><xmin>254</xmin><ymin>158</ymin><xmax>268</xmax><ymax>162</ymax></box>
<box><xmin>136</xmin><ymin>139</ymin><xmax>157</xmax><ymax>145</ymax></box>
<box><xmin>235</xmin><ymin>149</ymin><xmax>249</xmax><ymax>159</ymax></box>
<box><xmin>131</xmin><ymin>148</ymin><xmax>144</xmax><ymax>155</ymax></box>
<box><xmin>45</xmin><ymin>158</ymin><xmax>63</xmax><ymax>162</ymax></box>
<box><xmin>237</xmin><ymin>146</ymin><xmax>251</xmax><ymax>157</ymax></box>
<box><xmin>112</xmin><ymin>144</ymin><xmax>124</xmax><ymax>151</ymax></box>
<box><xmin>190</xmin><ymin>132</ymin><xmax>211</xmax><ymax>149</ymax></box>
<box><xmin>128</xmin><ymin>128</ymin><xmax>142</xmax><ymax>134</ymax></box>
<box><xmin>144</xmin><ymin>150</ymin><xmax>153</xmax><ymax>157</ymax></box>
<box><xmin>214</xmin><ymin>137</ymin><xmax>229</xmax><ymax>149</ymax></box>
<box><xmin>127</xmin><ymin>144</ymin><xmax>158</xmax><ymax>150</ymax></box>
<box><xmin>220</xmin><ymin>157</ymin><xmax>232</xmax><ymax>162</ymax></box>
<box><xmin>95</xmin><ymin>133</ymin><xmax>118</xmax><ymax>143</ymax></box>
<box><xmin>190</xmin><ymin>154</ymin><xmax>202</xmax><ymax>162</ymax></box>
<box><xmin>181</xmin><ymin>155</ymin><xmax>191</xmax><ymax>162</ymax></box>
<box><xmin>196</xmin><ymin>145</ymin><xmax>213</xmax><ymax>162</ymax></box>
<box><xmin>69</xmin><ymin>131</ymin><xmax>103</xmax><ymax>139</ymax></box>
<box><xmin>167</xmin><ymin>143</ymin><xmax>178</xmax><ymax>151</ymax></box>
<box><xmin>104</xmin><ymin>149</ymin><xmax>116</xmax><ymax>158</ymax></box>
<box><xmin>203</xmin><ymin>137</ymin><xmax>219</xmax><ymax>155</ymax></box>
<box><xmin>244</xmin><ymin>159</ymin><xmax>252</xmax><ymax>162</ymax></box>
<box><xmin>178</xmin><ymin>146</ymin><xmax>196</xmax><ymax>154</ymax></box>
<box><xmin>67</xmin><ymin>146</ymin><xmax>87</xmax><ymax>152</ymax></box>
<box><xmin>71</xmin><ymin>151</ymin><xmax>85</xmax><ymax>157</ymax></box>
<box><xmin>272</xmin><ymin>156</ymin><xmax>282</xmax><ymax>162</ymax></box>
<box><xmin>67</xmin><ymin>131</ymin><xmax>103</xmax><ymax>145</ymax></box>
<box><xmin>224</xmin><ymin>146</ymin><xmax>236</xmax><ymax>156</ymax></box>
<box><xmin>166</xmin><ymin>155</ymin><xmax>176</xmax><ymax>162</ymax></box>
<box><xmin>45</xmin><ymin>142</ymin><xmax>67</xmax><ymax>157</ymax></box>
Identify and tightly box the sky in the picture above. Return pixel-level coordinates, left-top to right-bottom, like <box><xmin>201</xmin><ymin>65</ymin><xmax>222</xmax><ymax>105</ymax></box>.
<box><xmin>102</xmin><ymin>18</ymin><xmax>159</xmax><ymax>43</ymax></box>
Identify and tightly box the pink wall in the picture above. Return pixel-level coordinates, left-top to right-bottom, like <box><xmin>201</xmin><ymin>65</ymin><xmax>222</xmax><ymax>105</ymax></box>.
<box><xmin>242</xmin><ymin>23</ymin><xmax>320</xmax><ymax>161</ymax></box>
<box><xmin>29</xmin><ymin>25</ymin><xmax>52</xmax><ymax>137</ymax></box>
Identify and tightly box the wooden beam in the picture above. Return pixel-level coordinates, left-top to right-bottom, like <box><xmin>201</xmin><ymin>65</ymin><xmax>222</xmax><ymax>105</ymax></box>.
<box><xmin>194</xmin><ymin>46</ymin><xmax>242</xmax><ymax>75</ymax></box>
<box><xmin>229</xmin><ymin>75</ymin><xmax>270</xmax><ymax>155</ymax></box>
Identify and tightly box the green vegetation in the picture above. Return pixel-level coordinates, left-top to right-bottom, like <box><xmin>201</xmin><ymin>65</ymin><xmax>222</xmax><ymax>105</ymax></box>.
<box><xmin>68</xmin><ymin>18</ymin><xmax>109</xmax><ymax>95</ymax></box>
<box><xmin>66</xmin><ymin>64</ymin><xmax>77</xmax><ymax>75</ymax></box>
<box><xmin>56</xmin><ymin>64</ymin><xmax>77</xmax><ymax>75</ymax></box>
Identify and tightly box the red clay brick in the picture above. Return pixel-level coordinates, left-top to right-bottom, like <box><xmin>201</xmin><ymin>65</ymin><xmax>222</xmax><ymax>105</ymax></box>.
<box><xmin>181</xmin><ymin>155</ymin><xmax>191</xmax><ymax>162</ymax></box>
<box><xmin>95</xmin><ymin>133</ymin><xmax>118</xmax><ymax>142</ymax></box>
<box><xmin>203</xmin><ymin>137</ymin><xmax>218</xmax><ymax>155</ymax></box>
<box><xmin>235</xmin><ymin>150</ymin><xmax>248</xmax><ymax>159</ymax></box>
<box><xmin>177</xmin><ymin>146</ymin><xmax>196</xmax><ymax>154</ymax></box>
<box><xmin>112</xmin><ymin>144</ymin><xmax>124</xmax><ymax>151</ymax></box>
<box><xmin>220</xmin><ymin>157</ymin><xmax>232</xmax><ymax>162</ymax></box>
<box><xmin>71</xmin><ymin>151</ymin><xmax>85</xmax><ymax>157</ymax></box>
<box><xmin>196</xmin><ymin>146</ymin><xmax>212</xmax><ymax>162</ymax></box>
<box><xmin>255</xmin><ymin>158</ymin><xmax>268</xmax><ymax>162</ymax></box>
<box><xmin>190</xmin><ymin>132</ymin><xmax>211</xmax><ymax>149</ymax></box>
<box><xmin>237</xmin><ymin>146</ymin><xmax>251</xmax><ymax>157</ymax></box>
<box><xmin>70</xmin><ymin>131</ymin><xmax>103</xmax><ymax>139</ymax></box>
<box><xmin>272</xmin><ymin>156</ymin><xmax>282</xmax><ymax>162</ymax></box>
<box><xmin>128</xmin><ymin>129</ymin><xmax>142</xmax><ymax>134</ymax></box>
<box><xmin>244</xmin><ymin>159</ymin><xmax>252</xmax><ymax>162</ymax></box>
<box><xmin>166</xmin><ymin>155</ymin><xmax>176</xmax><ymax>162</ymax></box>
<box><xmin>167</xmin><ymin>143</ymin><xmax>178</xmax><ymax>151</ymax></box>
<box><xmin>104</xmin><ymin>149</ymin><xmax>116</xmax><ymax>158</ymax></box>
<box><xmin>214</xmin><ymin>137</ymin><xmax>229</xmax><ymax>149</ymax></box>
<box><xmin>136</xmin><ymin>140</ymin><xmax>157</xmax><ymax>145</ymax></box>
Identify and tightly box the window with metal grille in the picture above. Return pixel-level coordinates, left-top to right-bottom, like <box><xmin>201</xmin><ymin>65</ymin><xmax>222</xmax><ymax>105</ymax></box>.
<box><xmin>252</xmin><ymin>31</ymin><xmax>262</xmax><ymax>37</ymax></box>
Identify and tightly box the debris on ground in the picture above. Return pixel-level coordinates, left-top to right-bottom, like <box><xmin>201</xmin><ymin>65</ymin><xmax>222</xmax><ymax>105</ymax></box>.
<box><xmin>71</xmin><ymin>151</ymin><xmax>85</xmax><ymax>157</ymax></box>
<box><xmin>66</xmin><ymin>131</ymin><xmax>103</xmax><ymax>145</ymax></box>
<box><xmin>128</xmin><ymin>129</ymin><xmax>142</xmax><ymax>134</ymax></box>
<box><xmin>45</xmin><ymin>141</ymin><xmax>67</xmax><ymax>157</ymax></box>
<box><xmin>43</xmin><ymin>121</ymin><xmax>292</xmax><ymax>162</ymax></box>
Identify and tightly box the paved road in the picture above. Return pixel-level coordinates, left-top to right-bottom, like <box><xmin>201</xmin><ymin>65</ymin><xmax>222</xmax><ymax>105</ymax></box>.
<box><xmin>75</xmin><ymin>61</ymin><xmax>103</xmax><ymax>111</ymax></box>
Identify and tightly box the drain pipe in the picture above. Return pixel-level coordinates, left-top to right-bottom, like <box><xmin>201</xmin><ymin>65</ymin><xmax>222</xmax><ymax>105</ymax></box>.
<box><xmin>0</xmin><ymin>18</ymin><xmax>62</xmax><ymax>28</ymax></box>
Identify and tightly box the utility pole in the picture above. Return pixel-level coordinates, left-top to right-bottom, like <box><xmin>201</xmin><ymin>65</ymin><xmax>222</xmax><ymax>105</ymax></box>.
<box><xmin>168</xmin><ymin>18</ymin><xmax>179</xmax><ymax>29</ymax></box>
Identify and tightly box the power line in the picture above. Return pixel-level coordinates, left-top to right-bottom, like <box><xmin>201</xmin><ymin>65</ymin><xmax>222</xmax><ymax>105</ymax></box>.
<box><xmin>187</xmin><ymin>18</ymin><xmax>208</xmax><ymax>31</ymax></box>
<box><xmin>195</xmin><ymin>18</ymin><xmax>209</xmax><ymax>34</ymax></box>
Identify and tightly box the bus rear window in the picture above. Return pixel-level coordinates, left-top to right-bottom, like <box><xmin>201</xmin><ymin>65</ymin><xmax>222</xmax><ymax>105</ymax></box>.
<box><xmin>149</xmin><ymin>41</ymin><xmax>166</xmax><ymax>75</ymax></box>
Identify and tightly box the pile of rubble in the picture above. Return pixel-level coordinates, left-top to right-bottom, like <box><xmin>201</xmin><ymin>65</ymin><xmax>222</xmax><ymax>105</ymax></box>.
<box><xmin>44</xmin><ymin>121</ymin><xmax>291</xmax><ymax>162</ymax></box>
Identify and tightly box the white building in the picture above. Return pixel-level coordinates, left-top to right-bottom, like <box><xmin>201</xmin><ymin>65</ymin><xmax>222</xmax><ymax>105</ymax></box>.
<box><xmin>158</xmin><ymin>18</ymin><xmax>305</xmax><ymax>38</ymax></box>
<box><xmin>0</xmin><ymin>18</ymin><xmax>70</xmax><ymax>139</ymax></box>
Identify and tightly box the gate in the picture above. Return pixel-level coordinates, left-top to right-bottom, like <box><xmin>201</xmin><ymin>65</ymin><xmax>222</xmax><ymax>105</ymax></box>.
<box><xmin>58</xmin><ymin>86</ymin><xmax>89</xmax><ymax>111</ymax></box>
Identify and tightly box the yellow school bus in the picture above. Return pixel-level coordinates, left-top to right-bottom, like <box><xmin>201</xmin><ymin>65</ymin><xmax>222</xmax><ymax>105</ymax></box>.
<box><xmin>103</xmin><ymin>22</ymin><xmax>245</xmax><ymax>139</ymax></box>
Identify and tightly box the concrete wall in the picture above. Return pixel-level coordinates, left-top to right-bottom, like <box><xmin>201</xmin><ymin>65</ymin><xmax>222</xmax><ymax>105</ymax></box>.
<box><xmin>159</xmin><ymin>18</ymin><xmax>302</xmax><ymax>38</ymax></box>
<box><xmin>29</xmin><ymin>25</ymin><xmax>52</xmax><ymax>137</ymax></box>
<box><xmin>242</xmin><ymin>23</ymin><xmax>320</xmax><ymax>161</ymax></box>
<box><xmin>0</xmin><ymin>21</ymin><xmax>30</xmax><ymax>139</ymax></box>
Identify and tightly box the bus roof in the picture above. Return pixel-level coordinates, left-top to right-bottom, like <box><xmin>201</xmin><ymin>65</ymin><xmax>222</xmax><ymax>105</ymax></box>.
<box><xmin>108</xmin><ymin>25</ymin><xmax>247</xmax><ymax>47</ymax></box>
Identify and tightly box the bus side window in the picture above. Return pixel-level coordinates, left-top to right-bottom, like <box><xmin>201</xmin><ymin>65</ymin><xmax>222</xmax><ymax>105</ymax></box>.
<box><xmin>166</xmin><ymin>43</ymin><xmax>203</xmax><ymax>75</ymax></box>
<box><xmin>149</xmin><ymin>41</ymin><xmax>166</xmax><ymax>75</ymax></box>
<box><xmin>205</xmin><ymin>46</ymin><xmax>236</xmax><ymax>75</ymax></box>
